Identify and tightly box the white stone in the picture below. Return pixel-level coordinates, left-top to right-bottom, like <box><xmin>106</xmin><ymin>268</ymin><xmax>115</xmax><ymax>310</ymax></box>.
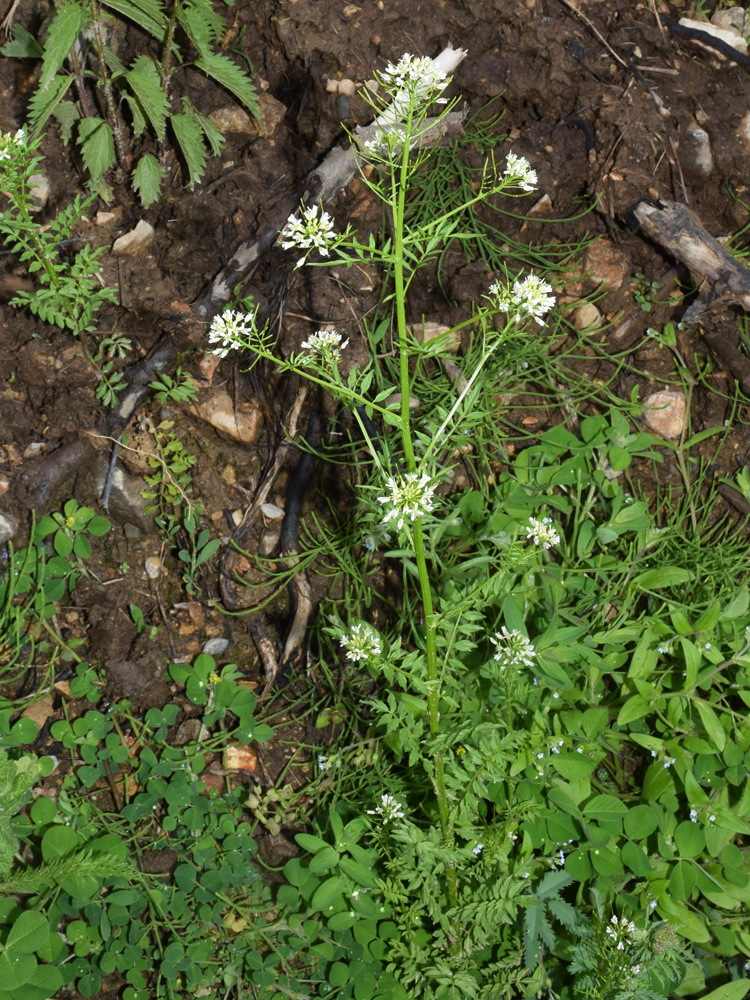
<box><xmin>145</xmin><ymin>556</ymin><xmax>162</xmax><ymax>579</ymax></box>
<box><xmin>573</xmin><ymin>302</ymin><xmax>602</xmax><ymax>330</ymax></box>
<box><xmin>261</xmin><ymin>502</ymin><xmax>285</xmax><ymax>521</ymax></box>
<box><xmin>28</xmin><ymin>174</ymin><xmax>50</xmax><ymax>212</ymax></box>
<box><xmin>112</xmin><ymin>220</ymin><xmax>155</xmax><ymax>255</ymax></box>
<box><xmin>642</xmin><ymin>391</ymin><xmax>686</xmax><ymax>439</ymax></box>
<box><xmin>338</xmin><ymin>79</ymin><xmax>356</xmax><ymax>97</ymax></box>
<box><xmin>325</xmin><ymin>78</ymin><xmax>339</xmax><ymax>93</ymax></box>
<box><xmin>678</xmin><ymin>17</ymin><xmax>748</xmax><ymax>54</ymax></box>
<box><xmin>193</xmin><ymin>389</ymin><xmax>262</xmax><ymax>444</ymax></box>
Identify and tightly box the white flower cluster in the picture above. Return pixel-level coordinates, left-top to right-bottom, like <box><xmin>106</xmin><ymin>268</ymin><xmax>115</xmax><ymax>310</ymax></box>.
<box><xmin>281</xmin><ymin>205</ymin><xmax>338</xmax><ymax>268</ymax></box>
<box><xmin>605</xmin><ymin>915</ymin><xmax>639</xmax><ymax>952</ymax></box>
<box><xmin>340</xmin><ymin>623</ymin><xmax>382</xmax><ymax>663</ymax></box>
<box><xmin>489</xmin><ymin>627</ymin><xmax>536</xmax><ymax>670</ymax></box>
<box><xmin>206</xmin><ymin>308</ymin><xmax>258</xmax><ymax>358</ymax></box>
<box><xmin>489</xmin><ymin>273</ymin><xmax>556</xmax><ymax>325</ymax></box>
<box><xmin>526</xmin><ymin>517</ymin><xmax>561</xmax><ymax>550</ymax></box>
<box><xmin>367</xmin><ymin>793</ymin><xmax>405</xmax><ymax>825</ymax></box>
<box><xmin>380</xmin><ymin>53</ymin><xmax>448</xmax><ymax>100</ymax></box>
<box><xmin>300</xmin><ymin>329</ymin><xmax>348</xmax><ymax>366</ymax></box>
<box><xmin>0</xmin><ymin>128</ymin><xmax>25</xmax><ymax>165</ymax></box>
<box><xmin>504</xmin><ymin>151</ymin><xmax>538</xmax><ymax>192</ymax></box>
<box><xmin>378</xmin><ymin>471</ymin><xmax>436</xmax><ymax>529</ymax></box>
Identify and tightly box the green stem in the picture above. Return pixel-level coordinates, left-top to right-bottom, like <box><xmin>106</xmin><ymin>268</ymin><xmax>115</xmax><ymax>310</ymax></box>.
<box><xmin>390</xmin><ymin>95</ymin><xmax>458</xmax><ymax>910</ymax></box>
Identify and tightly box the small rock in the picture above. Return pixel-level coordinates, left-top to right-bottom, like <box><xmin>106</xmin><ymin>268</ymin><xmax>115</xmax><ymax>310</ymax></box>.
<box><xmin>325</xmin><ymin>77</ymin><xmax>340</xmax><ymax>93</ymax></box>
<box><xmin>94</xmin><ymin>459</ymin><xmax>153</xmax><ymax>531</ymax></box>
<box><xmin>0</xmin><ymin>511</ymin><xmax>19</xmax><ymax>545</ymax></box>
<box><xmin>260</xmin><ymin>502</ymin><xmax>285</xmax><ymax>521</ymax></box>
<box><xmin>528</xmin><ymin>193</ymin><xmax>553</xmax><ymax>217</ymax></box>
<box><xmin>259</xmin><ymin>529</ymin><xmax>280</xmax><ymax>557</ymax></box>
<box><xmin>23</xmin><ymin>441</ymin><xmax>46</xmax><ymax>459</ymax></box>
<box><xmin>712</xmin><ymin>6</ymin><xmax>749</xmax><ymax>35</ymax></box>
<box><xmin>193</xmin><ymin>388</ymin><xmax>263</xmax><ymax>444</ymax></box>
<box><xmin>224</xmin><ymin>743</ymin><xmax>257</xmax><ymax>772</ymax></box>
<box><xmin>583</xmin><ymin>240</ymin><xmax>631</xmax><ymax>293</ymax></box>
<box><xmin>574</xmin><ymin>302</ymin><xmax>602</xmax><ymax>330</ymax></box>
<box><xmin>145</xmin><ymin>556</ymin><xmax>162</xmax><ymax>579</ymax></box>
<box><xmin>0</xmin><ymin>474</ymin><xmax>9</xmax><ymax>497</ymax></box>
<box><xmin>385</xmin><ymin>393</ymin><xmax>420</xmax><ymax>410</ymax></box>
<box><xmin>174</xmin><ymin>718</ymin><xmax>204</xmax><ymax>745</ymax></box>
<box><xmin>28</xmin><ymin>174</ymin><xmax>50</xmax><ymax>213</ymax></box>
<box><xmin>95</xmin><ymin>211</ymin><xmax>117</xmax><ymax>226</ymax></box>
<box><xmin>112</xmin><ymin>220</ymin><xmax>155</xmax><ymax>256</ymax></box>
<box><xmin>202</xmin><ymin>637</ymin><xmax>229</xmax><ymax>657</ymax></box>
<box><xmin>685</xmin><ymin>121</ymin><xmax>713</xmax><ymax>178</ymax></box>
<box><xmin>336</xmin><ymin>95</ymin><xmax>352</xmax><ymax>120</ymax></box>
<box><xmin>338</xmin><ymin>78</ymin><xmax>356</xmax><ymax>97</ymax></box>
<box><xmin>642</xmin><ymin>390</ymin><xmax>686</xmax><ymax>439</ymax></box>
<box><xmin>412</xmin><ymin>321</ymin><xmax>461</xmax><ymax>353</ymax></box>
<box><xmin>221</xmin><ymin>464</ymin><xmax>237</xmax><ymax>486</ymax></box>
<box><xmin>209</xmin><ymin>105</ymin><xmax>256</xmax><ymax>134</ymax></box>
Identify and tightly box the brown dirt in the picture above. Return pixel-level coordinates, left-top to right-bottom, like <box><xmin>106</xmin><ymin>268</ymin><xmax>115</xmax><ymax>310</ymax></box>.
<box><xmin>3</xmin><ymin>0</ymin><xmax>750</xmax><ymax>930</ymax></box>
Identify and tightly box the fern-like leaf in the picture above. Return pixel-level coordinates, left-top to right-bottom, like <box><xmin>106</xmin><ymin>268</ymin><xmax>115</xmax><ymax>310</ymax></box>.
<box><xmin>195</xmin><ymin>52</ymin><xmax>259</xmax><ymax>117</ymax></box>
<box><xmin>0</xmin><ymin>24</ymin><xmax>44</xmax><ymax>58</ymax></box>
<box><xmin>100</xmin><ymin>0</ymin><xmax>167</xmax><ymax>41</ymax></box>
<box><xmin>39</xmin><ymin>1</ymin><xmax>88</xmax><ymax>92</ymax></box>
<box><xmin>171</xmin><ymin>103</ymin><xmax>206</xmax><ymax>189</ymax></box>
<box><xmin>126</xmin><ymin>56</ymin><xmax>168</xmax><ymax>140</ymax></box>
<box><xmin>29</xmin><ymin>75</ymin><xmax>74</xmax><ymax>134</ymax></box>
<box><xmin>523</xmin><ymin>901</ymin><xmax>556</xmax><ymax>971</ymax></box>
<box><xmin>190</xmin><ymin>105</ymin><xmax>225</xmax><ymax>157</ymax></box>
<box><xmin>132</xmin><ymin>153</ymin><xmax>165</xmax><ymax>207</ymax></box>
<box><xmin>78</xmin><ymin>117</ymin><xmax>116</xmax><ymax>183</ymax></box>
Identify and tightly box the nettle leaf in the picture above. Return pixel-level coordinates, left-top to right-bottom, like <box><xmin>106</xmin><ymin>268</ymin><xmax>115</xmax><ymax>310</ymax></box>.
<box><xmin>171</xmin><ymin>104</ymin><xmax>207</xmax><ymax>188</ymax></box>
<box><xmin>523</xmin><ymin>902</ymin><xmax>555</xmax><ymax>970</ymax></box>
<box><xmin>126</xmin><ymin>56</ymin><xmax>168</xmax><ymax>139</ymax></box>
<box><xmin>132</xmin><ymin>154</ymin><xmax>165</xmax><ymax>208</ymax></box>
<box><xmin>29</xmin><ymin>75</ymin><xmax>73</xmax><ymax>134</ymax></box>
<box><xmin>177</xmin><ymin>0</ymin><xmax>223</xmax><ymax>55</ymax></box>
<box><xmin>39</xmin><ymin>1</ymin><xmax>88</xmax><ymax>92</ymax></box>
<box><xmin>100</xmin><ymin>0</ymin><xmax>168</xmax><ymax>41</ymax></box>
<box><xmin>188</xmin><ymin>105</ymin><xmax>225</xmax><ymax>156</ymax></box>
<box><xmin>77</xmin><ymin>117</ymin><xmax>115</xmax><ymax>183</ymax></box>
<box><xmin>195</xmin><ymin>52</ymin><xmax>259</xmax><ymax>117</ymax></box>
<box><xmin>51</xmin><ymin>101</ymin><xmax>80</xmax><ymax>144</ymax></box>
<box><xmin>1</xmin><ymin>24</ymin><xmax>44</xmax><ymax>58</ymax></box>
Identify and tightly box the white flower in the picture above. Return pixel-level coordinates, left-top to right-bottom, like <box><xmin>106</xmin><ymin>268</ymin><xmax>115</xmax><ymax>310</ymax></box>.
<box><xmin>206</xmin><ymin>307</ymin><xmax>258</xmax><ymax>358</ymax></box>
<box><xmin>380</xmin><ymin>53</ymin><xmax>448</xmax><ymax>99</ymax></box>
<box><xmin>525</xmin><ymin>516</ymin><xmax>561</xmax><ymax>549</ymax></box>
<box><xmin>504</xmin><ymin>151</ymin><xmax>538</xmax><ymax>192</ymax></box>
<box><xmin>489</xmin><ymin>273</ymin><xmax>556</xmax><ymax>325</ymax></box>
<box><xmin>378</xmin><ymin>471</ymin><xmax>436</xmax><ymax>529</ymax></box>
<box><xmin>367</xmin><ymin>793</ymin><xmax>405</xmax><ymax>825</ymax></box>
<box><xmin>340</xmin><ymin>623</ymin><xmax>381</xmax><ymax>662</ymax></box>
<box><xmin>606</xmin><ymin>915</ymin><xmax>638</xmax><ymax>950</ymax></box>
<box><xmin>300</xmin><ymin>328</ymin><xmax>348</xmax><ymax>367</ymax></box>
<box><xmin>281</xmin><ymin>204</ymin><xmax>339</xmax><ymax>267</ymax></box>
<box><xmin>662</xmin><ymin>757</ymin><xmax>675</xmax><ymax>769</ymax></box>
<box><xmin>709</xmin><ymin>813</ymin><xmax>716</xmax><ymax>823</ymax></box>
<box><xmin>689</xmin><ymin>809</ymin><xmax>698</xmax><ymax>823</ymax></box>
<box><xmin>0</xmin><ymin>127</ymin><xmax>27</xmax><ymax>165</ymax></box>
<box><xmin>489</xmin><ymin>627</ymin><xmax>536</xmax><ymax>670</ymax></box>
<box><xmin>472</xmin><ymin>843</ymin><xmax>484</xmax><ymax>856</ymax></box>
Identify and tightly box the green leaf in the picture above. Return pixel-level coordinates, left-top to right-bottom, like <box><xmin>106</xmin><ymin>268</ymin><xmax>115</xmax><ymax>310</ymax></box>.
<box><xmin>310</xmin><ymin>876</ymin><xmax>345</xmax><ymax>912</ymax></box>
<box><xmin>617</xmin><ymin>694</ymin><xmax>650</xmax><ymax>726</ymax></box>
<box><xmin>696</xmin><ymin>700</ymin><xmax>726</xmax><ymax>752</ymax></box>
<box><xmin>583</xmin><ymin>794</ymin><xmax>628</xmax><ymax>821</ymax></box>
<box><xmin>78</xmin><ymin>117</ymin><xmax>116</xmax><ymax>183</ymax></box>
<box><xmin>308</xmin><ymin>847</ymin><xmax>341</xmax><ymax>874</ymax></box>
<box><xmin>39</xmin><ymin>1</ymin><xmax>88</xmax><ymax>92</ymax></box>
<box><xmin>126</xmin><ymin>57</ymin><xmax>169</xmax><ymax>139</ymax></box>
<box><xmin>1</xmin><ymin>25</ymin><xmax>44</xmax><ymax>58</ymax></box>
<box><xmin>674</xmin><ymin>821</ymin><xmax>706</xmax><ymax>858</ymax></box>
<box><xmin>52</xmin><ymin>100</ymin><xmax>80</xmax><ymax>144</ymax></box>
<box><xmin>550</xmin><ymin>754</ymin><xmax>596</xmax><ymax>780</ymax></box>
<box><xmin>29</xmin><ymin>75</ymin><xmax>73</xmax><ymax>135</ymax></box>
<box><xmin>194</xmin><ymin>52</ymin><xmax>259</xmax><ymax>116</ymax></box>
<box><xmin>0</xmin><ymin>951</ymin><xmax>35</xmax><ymax>990</ymax></box>
<box><xmin>624</xmin><ymin>804</ymin><xmax>659</xmax><ymax>839</ymax></box>
<box><xmin>622</xmin><ymin>840</ymin><xmax>651</xmax><ymax>875</ymax></box>
<box><xmin>132</xmin><ymin>154</ymin><xmax>165</xmax><ymax>207</ymax></box>
<box><xmin>171</xmin><ymin>106</ymin><xmax>207</xmax><ymax>189</ymax></box>
<box><xmin>700</xmin><ymin>984</ymin><xmax>750</xmax><ymax>1000</ymax></box>
<box><xmin>41</xmin><ymin>825</ymin><xmax>80</xmax><ymax>863</ymax></box>
<box><xmin>632</xmin><ymin>567</ymin><xmax>693</xmax><ymax>589</ymax></box>
<box><xmin>87</xmin><ymin>515</ymin><xmax>111</xmax><ymax>536</ymax></box>
<box><xmin>7</xmin><ymin>911</ymin><xmax>48</xmax><ymax>953</ymax></box>
<box><xmin>669</xmin><ymin>859</ymin><xmax>696</xmax><ymax>899</ymax></box>
<box><xmin>338</xmin><ymin>857</ymin><xmax>377</xmax><ymax>887</ymax></box>
<box><xmin>100</xmin><ymin>0</ymin><xmax>168</xmax><ymax>40</ymax></box>
<box><xmin>296</xmin><ymin>833</ymin><xmax>333</xmax><ymax>854</ymax></box>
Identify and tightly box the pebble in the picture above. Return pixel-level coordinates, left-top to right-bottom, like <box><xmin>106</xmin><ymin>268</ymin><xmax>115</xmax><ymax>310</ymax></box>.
<box><xmin>0</xmin><ymin>474</ymin><xmax>9</xmax><ymax>497</ymax></box>
<box><xmin>642</xmin><ymin>391</ymin><xmax>686</xmax><ymax>439</ymax></box>
<box><xmin>583</xmin><ymin>240</ymin><xmax>631</xmax><ymax>293</ymax></box>
<box><xmin>261</xmin><ymin>502</ymin><xmax>285</xmax><ymax>521</ymax></box>
<box><xmin>23</xmin><ymin>441</ymin><xmax>46</xmax><ymax>459</ymax></box>
<box><xmin>338</xmin><ymin>78</ymin><xmax>356</xmax><ymax>97</ymax></box>
<box><xmin>112</xmin><ymin>220</ymin><xmax>155</xmax><ymax>256</ymax></box>
<box><xmin>686</xmin><ymin>121</ymin><xmax>713</xmax><ymax>178</ymax></box>
<box><xmin>28</xmin><ymin>174</ymin><xmax>50</xmax><ymax>213</ymax></box>
<box><xmin>0</xmin><ymin>511</ymin><xmax>19</xmax><ymax>545</ymax></box>
<box><xmin>325</xmin><ymin>78</ymin><xmax>339</xmax><ymax>93</ymax></box>
<box><xmin>202</xmin><ymin>637</ymin><xmax>229</xmax><ymax>657</ymax></box>
<box><xmin>259</xmin><ymin>529</ymin><xmax>280</xmax><ymax>557</ymax></box>
<box><xmin>145</xmin><ymin>556</ymin><xmax>162</xmax><ymax>579</ymax></box>
<box><xmin>193</xmin><ymin>389</ymin><xmax>262</xmax><ymax>444</ymax></box>
<box><xmin>574</xmin><ymin>302</ymin><xmax>602</xmax><ymax>330</ymax></box>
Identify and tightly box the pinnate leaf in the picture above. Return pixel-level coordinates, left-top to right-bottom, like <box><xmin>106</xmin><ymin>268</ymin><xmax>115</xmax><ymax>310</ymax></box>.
<box><xmin>195</xmin><ymin>52</ymin><xmax>259</xmax><ymax>117</ymax></box>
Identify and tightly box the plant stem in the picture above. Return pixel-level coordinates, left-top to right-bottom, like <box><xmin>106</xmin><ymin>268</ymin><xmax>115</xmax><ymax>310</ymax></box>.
<box><xmin>391</xmin><ymin>95</ymin><xmax>458</xmax><ymax>910</ymax></box>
